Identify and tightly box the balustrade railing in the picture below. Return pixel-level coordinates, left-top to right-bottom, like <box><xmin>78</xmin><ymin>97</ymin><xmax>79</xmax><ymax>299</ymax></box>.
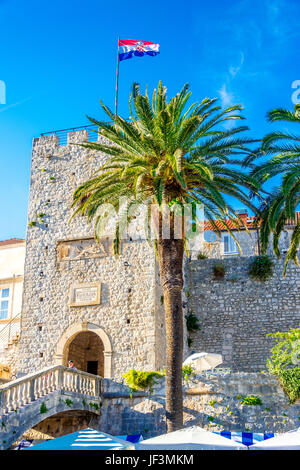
<box><xmin>0</xmin><ymin>365</ymin><xmax>101</xmax><ymax>415</ymax></box>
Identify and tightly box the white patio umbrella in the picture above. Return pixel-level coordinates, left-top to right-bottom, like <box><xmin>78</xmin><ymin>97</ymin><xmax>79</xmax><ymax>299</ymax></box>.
<box><xmin>134</xmin><ymin>426</ymin><xmax>247</xmax><ymax>450</ymax></box>
<box><xmin>183</xmin><ymin>352</ymin><xmax>223</xmax><ymax>372</ymax></box>
<box><xmin>26</xmin><ymin>429</ymin><xmax>134</xmax><ymax>450</ymax></box>
<box><xmin>249</xmin><ymin>428</ymin><xmax>300</xmax><ymax>450</ymax></box>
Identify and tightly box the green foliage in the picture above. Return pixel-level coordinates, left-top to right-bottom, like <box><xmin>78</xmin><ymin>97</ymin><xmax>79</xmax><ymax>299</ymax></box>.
<box><xmin>122</xmin><ymin>369</ymin><xmax>165</xmax><ymax>394</ymax></box>
<box><xmin>248</xmin><ymin>255</ymin><xmax>274</xmax><ymax>281</ymax></box>
<box><xmin>197</xmin><ymin>252</ymin><xmax>208</xmax><ymax>260</ymax></box>
<box><xmin>37</xmin><ymin>213</ymin><xmax>46</xmax><ymax>219</ymax></box>
<box><xmin>64</xmin><ymin>399</ymin><xmax>73</xmax><ymax>407</ymax></box>
<box><xmin>182</xmin><ymin>364</ymin><xmax>195</xmax><ymax>381</ymax></box>
<box><xmin>187</xmin><ymin>336</ymin><xmax>193</xmax><ymax>348</ymax></box>
<box><xmin>253</xmin><ymin>104</ymin><xmax>300</xmax><ymax>275</ymax></box>
<box><xmin>160</xmin><ymin>295</ymin><xmax>164</xmax><ymax>305</ymax></box>
<box><xmin>49</xmin><ymin>176</ymin><xmax>55</xmax><ymax>181</ymax></box>
<box><xmin>28</xmin><ymin>221</ymin><xmax>37</xmax><ymax>227</ymax></box>
<box><xmin>279</xmin><ymin>368</ymin><xmax>300</xmax><ymax>404</ymax></box>
<box><xmin>239</xmin><ymin>395</ymin><xmax>262</xmax><ymax>406</ymax></box>
<box><xmin>72</xmin><ymin>81</ymin><xmax>261</xmax><ymax>256</ymax></box>
<box><xmin>213</xmin><ymin>262</ymin><xmax>225</xmax><ymax>279</ymax></box>
<box><xmin>185</xmin><ymin>312</ymin><xmax>200</xmax><ymax>333</ymax></box>
<box><xmin>89</xmin><ymin>402</ymin><xmax>100</xmax><ymax>410</ymax></box>
<box><xmin>266</xmin><ymin>328</ymin><xmax>300</xmax><ymax>375</ymax></box>
<box><xmin>208</xmin><ymin>416</ymin><xmax>215</xmax><ymax>422</ymax></box>
<box><xmin>40</xmin><ymin>402</ymin><xmax>48</xmax><ymax>414</ymax></box>
<box><xmin>82</xmin><ymin>399</ymin><xmax>86</xmax><ymax>407</ymax></box>
<box><xmin>40</xmin><ymin>168</ymin><xmax>46</xmax><ymax>172</ymax></box>
<box><xmin>209</xmin><ymin>400</ymin><xmax>217</xmax><ymax>407</ymax></box>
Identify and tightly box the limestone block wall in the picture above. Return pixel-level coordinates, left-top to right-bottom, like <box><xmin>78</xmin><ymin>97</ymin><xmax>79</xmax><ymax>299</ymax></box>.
<box><xmin>185</xmin><ymin>256</ymin><xmax>300</xmax><ymax>371</ymax></box>
<box><xmin>17</xmin><ymin>131</ymin><xmax>165</xmax><ymax>378</ymax></box>
<box><xmin>100</xmin><ymin>372</ymin><xmax>300</xmax><ymax>437</ymax></box>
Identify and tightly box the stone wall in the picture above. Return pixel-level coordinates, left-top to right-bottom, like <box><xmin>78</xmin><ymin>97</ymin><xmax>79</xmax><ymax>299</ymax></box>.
<box><xmin>99</xmin><ymin>372</ymin><xmax>300</xmax><ymax>437</ymax></box>
<box><xmin>17</xmin><ymin>131</ymin><xmax>165</xmax><ymax>378</ymax></box>
<box><xmin>185</xmin><ymin>255</ymin><xmax>300</xmax><ymax>371</ymax></box>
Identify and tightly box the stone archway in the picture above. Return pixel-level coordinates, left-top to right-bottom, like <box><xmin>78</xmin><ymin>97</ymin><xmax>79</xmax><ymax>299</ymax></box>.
<box><xmin>54</xmin><ymin>322</ymin><xmax>112</xmax><ymax>378</ymax></box>
<box><xmin>68</xmin><ymin>331</ymin><xmax>104</xmax><ymax>376</ymax></box>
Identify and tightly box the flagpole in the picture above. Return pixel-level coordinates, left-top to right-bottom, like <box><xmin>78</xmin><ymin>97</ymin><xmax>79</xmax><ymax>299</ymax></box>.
<box><xmin>115</xmin><ymin>37</ymin><xmax>120</xmax><ymax>117</ymax></box>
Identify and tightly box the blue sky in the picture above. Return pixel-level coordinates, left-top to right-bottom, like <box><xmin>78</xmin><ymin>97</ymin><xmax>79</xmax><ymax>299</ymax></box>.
<box><xmin>0</xmin><ymin>0</ymin><xmax>299</xmax><ymax>240</ymax></box>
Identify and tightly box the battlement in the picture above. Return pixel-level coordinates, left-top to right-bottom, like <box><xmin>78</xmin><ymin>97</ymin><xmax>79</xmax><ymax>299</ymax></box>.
<box><xmin>35</xmin><ymin>124</ymin><xmax>100</xmax><ymax>147</ymax></box>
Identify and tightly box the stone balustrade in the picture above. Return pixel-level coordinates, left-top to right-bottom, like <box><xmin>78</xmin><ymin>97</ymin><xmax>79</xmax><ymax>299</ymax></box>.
<box><xmin>0</xmin><ymin>365</ymin><xmax>101</xmax><ymax>416</ymax></box>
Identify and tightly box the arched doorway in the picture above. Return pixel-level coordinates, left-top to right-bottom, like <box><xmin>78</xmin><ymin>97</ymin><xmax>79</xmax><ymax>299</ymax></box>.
<box><xmin>67</xmin><ymin>331</ymin><xmax>104</xmax><ymax>376</ymax></box>
<box><xmin>54</xmin><ymin>322</ymin><xmax>113</xmax><ymax>378</ymax></box>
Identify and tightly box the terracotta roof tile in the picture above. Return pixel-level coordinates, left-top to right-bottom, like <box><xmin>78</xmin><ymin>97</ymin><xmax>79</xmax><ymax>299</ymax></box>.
<box><xmin>0</xmin><ymin>238</ymin><xmax>25</xmax><ymax>246</ymax></box>
<box><xmin>204</xmin><ymin>211</ymin><xmax>300</xmax><ymax>232</ymax></box>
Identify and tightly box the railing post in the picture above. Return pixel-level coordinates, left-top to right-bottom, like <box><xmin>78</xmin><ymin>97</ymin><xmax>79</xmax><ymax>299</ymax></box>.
<box><xmin>95</xmin><ymin>378</ymin><xmax>100</xmax><ymax>397</ymax></box>
<box><xmin>76</xmin><ymin>373</ymin><xmax>81</xmax><ymax>394</ymax></box>
<box><xmin>0</xmin><ymin>390</ymin><xmax>4</xmax><ymax>414</ymax></box>
<box><xmin>29</xmin><ymin>378</ymin><xmax>35</xmax><ymax>403</ymax></box>
<box><xmin>58</xmin><ymin>367</ymin><xmax>64</xmax><ymax>392</ymax></box>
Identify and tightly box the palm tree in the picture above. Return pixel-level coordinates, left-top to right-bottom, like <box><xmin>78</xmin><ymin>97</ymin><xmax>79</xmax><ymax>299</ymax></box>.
<box><xmin>71</xmin><ymin>81</ymin><xmax>260</xmax><ymax>431</ymax></box>
<box><xmin>254</xmin><ymin>105</ymin><xmax>300</xmax><ymax>274</ymax></box>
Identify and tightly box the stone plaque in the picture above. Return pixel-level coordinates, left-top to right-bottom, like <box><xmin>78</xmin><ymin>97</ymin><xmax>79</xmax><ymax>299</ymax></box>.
<box><xmin>69</xmin><ymin>282</ymin><xmax>101</xmax><ymax>307</ymax></box>
<box><xmin>57</xmin><ymin>238</ymin><xmax>111</xmax><ymax>263</ymax></box>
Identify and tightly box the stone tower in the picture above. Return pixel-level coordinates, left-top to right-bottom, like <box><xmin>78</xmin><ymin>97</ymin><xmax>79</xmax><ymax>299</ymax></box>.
<box><xmin>17</xmin><ymin>130</ymin><xmax>166</xmax><ymax>378</ymax></box>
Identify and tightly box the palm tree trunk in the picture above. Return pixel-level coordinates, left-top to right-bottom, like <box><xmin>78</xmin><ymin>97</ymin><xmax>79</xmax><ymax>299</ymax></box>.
<box><xmin>157</xmin><ymin>211</ymin><xmax>184</xmax><ymax>432</ymax></box>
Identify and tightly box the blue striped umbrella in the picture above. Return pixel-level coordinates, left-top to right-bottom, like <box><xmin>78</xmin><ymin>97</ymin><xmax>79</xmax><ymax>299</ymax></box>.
<box><xmin>213</xmin><ymin>431</ymin><xmax>275</xmax><ymax>447</ymax></box>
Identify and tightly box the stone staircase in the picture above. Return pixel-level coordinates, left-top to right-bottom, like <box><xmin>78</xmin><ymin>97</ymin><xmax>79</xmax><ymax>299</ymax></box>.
<box><xmin>0</xmin><ymin>365</ymin><xmax>102</xmax><ymax>449</ymax></box>
<box><xmin>0</xmin><ymin>313</ymin><xmax>21</xmax><ymax>354</ymax></box>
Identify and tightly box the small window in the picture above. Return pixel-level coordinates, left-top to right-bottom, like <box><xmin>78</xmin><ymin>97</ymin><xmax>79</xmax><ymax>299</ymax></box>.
<box><xmin>0</xmin><ymin>288</ymin><xmax>10</xmax><ymax>320</ymax></box>
<box><xmin>222</xmin><ymin>234</ymin><xmax>238</xmax><ymax>254</ymax></box>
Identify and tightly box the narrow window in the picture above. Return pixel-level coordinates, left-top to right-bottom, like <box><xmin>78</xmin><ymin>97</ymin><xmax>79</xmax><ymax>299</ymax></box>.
<box><xmin>223</xmin><ymin>234</ymin><xmax>238</xmax><ymax>254</ymax></box>
<box><xmin>0</xmin><ymin>288</ymin><xmax>10</xmax><ymax>320</ymax></box>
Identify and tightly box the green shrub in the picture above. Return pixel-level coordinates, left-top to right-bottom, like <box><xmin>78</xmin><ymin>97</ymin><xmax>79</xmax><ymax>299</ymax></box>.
<box><xmin>248</xmin><ymin>255</ymin><xmax>274</xmax><ymax>281</ymax></box>
<box><xmin>185</xmin><ymin>312</ymin><xmax>200</xmax><ymax>333</ymax></box>
<box><xmin>40</xmin><ymin>402</ymin><xmax>48</xmax><ymax>414</ymax></box>
<box><xmin>213</xmin><ymin>262</ymin><xmax>225</xmax><ymax>280</ymax></box>
<box><xmin>279</xmin><ymin>368</ymin><xmax>300</xmax><ymax>404</ymax></box>
<box><xmin>239</xmin><ymin>395</ymin><xmax>262</xmax><ymax>406</ymax></box>
<box><xmin>266</xmin><ymin>328</ymin><xmax>300</xmax><ymax>403</ymax></box>
<box><xmin>28</xmin><ymin>221</ymin><xmax>37</xmax><ymax>227</ymax></box>
<box><xmin>122</xmin><ymin>370</ymin><xmax>165</xmax><ymax>394</ymax></box>
<box><xmin>266</xmin><ymin>328</ymin><xmax>300</xmax><ymax>375</ymax></box>
<box><xmin>187</xmin><ymin>336</ymin><xmax>193</xmax><ymax>348</ymax></box>
<box><xmin>197</xmin><ymin>252</ymin><xmax>208</xmax><ymax>260</ymax></box>
<box><xmin>182</xmin><ymin>364</ymin><xmax>195</xmax><ymax>382</ymax></box>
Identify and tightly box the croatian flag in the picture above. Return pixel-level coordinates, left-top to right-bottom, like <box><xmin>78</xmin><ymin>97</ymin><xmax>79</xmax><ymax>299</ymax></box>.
<box><xmin>118</xmin><ymin>39</ymin><xmax>160</xmax><ymax>62</ymax></box>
